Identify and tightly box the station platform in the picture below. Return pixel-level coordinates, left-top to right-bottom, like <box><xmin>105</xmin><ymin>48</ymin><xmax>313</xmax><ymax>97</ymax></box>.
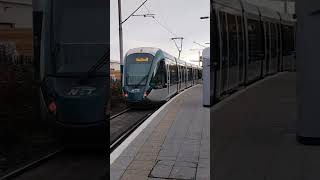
<box><xmin>213</xmin><ymin>72</ymin><xmax>320</xmax><ymax>180</ymax></box>
<box><xmin>110</xmin><ymin>85</ymin><xmax>210</xmax><ymax>180</ymax></box>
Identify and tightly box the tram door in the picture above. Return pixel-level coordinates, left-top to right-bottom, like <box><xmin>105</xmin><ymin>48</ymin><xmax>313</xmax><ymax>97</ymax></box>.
<box><xmin>278</xmin><ymin>24</ymin><xmax>283</xmax><ymax>72</ymax></box>
<box><xmin>237</xmin><ymin>16</ymin><xmax>245</xmax><ymax>85</ymax></box>
<box><xmin>178</xmin><ymin>65</ymin><xmax>182</xmax><ymax>91</ymax></box>
<box><xmin>167</xmin><ymin>63</ymin><xmax>170</xmax><ymax>96</ymax></box>
<box><xmin>265</xmin><ymin>22</ymin><xmax>271</xmax><ymax>75</ymax></box>
<box><xmin>270</xmin><ymin>23</ymin><xmax>278</xmax><ymax>74</ymax></box>
<box><xmin>275</xmin><ymin>24</ymin><xmax>280</xmax><ymax>73</ymax></box>
<box><xmin>227</xmin><ymin>14</ymin><xmax>239</xmax><ymax>90</ymax></box>
<box><xmin>219</xmin><ymin>12</ymin><xmax>229</xmax><ymax>95</ymax></box>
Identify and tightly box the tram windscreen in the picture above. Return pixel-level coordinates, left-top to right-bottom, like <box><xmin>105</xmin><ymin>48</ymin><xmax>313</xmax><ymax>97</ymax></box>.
<box><xmin>125</xmin><ymin>53</ymin><xmax>154</xmax><ymax>86</ymax></box>
<box><xmin>51</xmin><ymin>0</ymin><xmax>109</xmax><ymax>74</ymax></box>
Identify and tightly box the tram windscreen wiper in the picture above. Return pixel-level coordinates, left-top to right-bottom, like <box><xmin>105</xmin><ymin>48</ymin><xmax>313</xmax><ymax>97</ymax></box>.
<box><xmin>79</xmin><ymin>50</ymin><xmax>109</xmax><ymax>83</ymax></box>
<box><xmin>87</xmin><ymin>50</ymin><xmax>109</xmax><ymax>76</ymax></box>
<box><xmin>134</xmin><ymin>75</ymin><xmax>149</xmax><ymax>88</ymax></box>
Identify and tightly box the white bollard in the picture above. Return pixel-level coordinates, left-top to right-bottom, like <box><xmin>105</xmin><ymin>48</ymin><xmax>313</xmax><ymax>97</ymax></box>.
<box><xmin>202</xmin><ymin>47</ymin><xmax>213</xmax><ymax>107</ymax></box>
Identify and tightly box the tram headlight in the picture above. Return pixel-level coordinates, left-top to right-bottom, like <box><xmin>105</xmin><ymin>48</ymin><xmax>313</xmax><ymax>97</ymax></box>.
<box><xmin>144</xmin><ymin>87</ymin><xmax>152</xmax><ymax>97</ymax></box>
<box><xmin>48</xmin><ymin>101</ymin><xmax>57</xmax><ymax>115</ymax></box>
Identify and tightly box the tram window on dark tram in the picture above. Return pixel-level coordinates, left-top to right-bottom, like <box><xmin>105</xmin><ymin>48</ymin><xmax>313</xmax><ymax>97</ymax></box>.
<box><xmin>237</xmin><ymin>16</ymin><xmax>244</xmax><ymax>63</ymax></box>
<box><xmin>227</xmin><ymin>14</ymin><xmax>238</xmax><ymax>67</ymax></box>
<box><xmin>266</xmin><ymin>22</ymin><xmax>271</xmax><ymax>56</ymax></box>
<box><xmin>52</xmin><ymin>1</ymin><xmax>109</xmax><ymax>74</ymax></box>
<box><xmin>237</xmin><ymin>15</ymin><xmax>245</xmax><ymax>82</ymax></box>
<box><xmin>150</xmin><ymin>60</ymin><xmax>167</xmax><ymax>89</ymax></box>
<box><xmin>282</xmin><ymin>25</ymin><xmax>295</xmax><ymax>56</ymax></box>
<box><xmin>247</xmin><ymin>19</ymin><xmax>264</xmax><ymax>63</ymax></box>
<box><xmin>212</xmin><ymin>9</ymin><xmax>220</xmax><ymax>70</ymax></box>
<box><xmin>271</xmin><ymin>23</ymin><xmax>277</xmax><ymax>58</ymax></box>
<box><xmin>220</xmin><ymin>12</ymin><xmax>228</xmax><ymax>60</ymax></box>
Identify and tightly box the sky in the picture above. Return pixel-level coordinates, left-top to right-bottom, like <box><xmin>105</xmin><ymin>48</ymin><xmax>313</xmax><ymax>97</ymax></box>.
<box><xmin>110</xmin><ymin>0</ymin><xmax>210</xmax><ymax>64</ymax></box>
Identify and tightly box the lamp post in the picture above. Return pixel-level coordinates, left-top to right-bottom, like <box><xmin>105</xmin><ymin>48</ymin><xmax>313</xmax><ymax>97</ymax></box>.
<box><xmin>118</xmin><ymin>0</ymin><xmax>124</xmax><ymax>84</ymax></box>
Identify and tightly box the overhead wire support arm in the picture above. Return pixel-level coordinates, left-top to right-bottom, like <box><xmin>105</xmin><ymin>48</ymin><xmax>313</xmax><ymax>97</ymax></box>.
<box><xmin>193</xmin><ymin>41</ymin><xmax>207</xmax><ymax>48</ymax></box>
<box><xmin>132</xmin><ymin>13</ymin><xmax>155</xmax><ymax>17</ymax></box>
<box><xmin>121</xmin><ymin>0</ymin><xmax>150</xmax><ymax>24</ymax></box>
<box><xmin>171</xmin><ymin>37</ymin><xmax>184</xmax><ymax>59</ymax></box>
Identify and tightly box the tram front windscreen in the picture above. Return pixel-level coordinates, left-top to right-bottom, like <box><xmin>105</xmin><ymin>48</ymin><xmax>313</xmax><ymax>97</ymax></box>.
<box><xmin>51</xmin><ymin>0</ymin><xmax>109</xmax><ymax>75</ymax></box>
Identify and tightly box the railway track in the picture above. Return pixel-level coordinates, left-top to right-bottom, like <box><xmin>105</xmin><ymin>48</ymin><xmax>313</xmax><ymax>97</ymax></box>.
<box><xmin>0</xmin><ymin>148</ymin><xmax>107</xmax><ymax>180</ymax></box>
<box><xmin>110</xmin><ymin>107</ymin><xmax>132</xmax><ymax>120</ymax></box>
<box><xmin>0</xmin><ymin>148</ymin><xmax>64</xmax><ymax>180</ymax></box>
<box><xmin>110</xmin><ymin>108</ymin><xmax>158</xmax><ymax>152</ymax></box>
<box><xmin>0</xmin><ymin>107</ymin><xmax>157</xmax><ymax>179</ymax></box>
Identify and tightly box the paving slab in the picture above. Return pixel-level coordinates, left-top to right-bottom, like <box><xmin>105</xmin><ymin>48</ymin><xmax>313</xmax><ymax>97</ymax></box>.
<box><xmin>110</xmin><ymin>85</ymin><xmax>210</xmax><ymax>180</ymax></box>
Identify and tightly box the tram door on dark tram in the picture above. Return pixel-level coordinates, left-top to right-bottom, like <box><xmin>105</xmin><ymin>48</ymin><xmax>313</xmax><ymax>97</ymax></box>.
<box><xmin>278</xmin><ymin>24</ymin><xmax>283</xmax><ymax>72</ymax></box>
<box><xmin>265</xmin><ymin>22</ymin><xmax>271</xmax><ymax>75</ymax></box>
<box><xmin>227</xmin><ymin>14</ymin><xmax>239</xmax><ymax>90</ymax></box>
<box><xmin>237</xmin><ymin>16</ymin><xmax>245</xmax><ymax>85</ymax></box>
<box><xmin>270</xmin><ymin>23</ymin><xmax>278</xmax><ymax>74</ymax></box>
<box><xmin>275</xmin><ymin>24</ymin><xmax>281</xmax><ymax>72</ymax></box>
<box><xmin>211</xmin><ymin>8</ymin><xmax>220</xmax><ymax>100</ymax></box>
<box><xmin>219</xmin><ymin>12</ymin><xmax>228</xmax><ymax>95</ymax></box>
<box><xmin>166</xmin><ymin>63</ymin><xmax>170</xmax><ymax>94</ymax></box>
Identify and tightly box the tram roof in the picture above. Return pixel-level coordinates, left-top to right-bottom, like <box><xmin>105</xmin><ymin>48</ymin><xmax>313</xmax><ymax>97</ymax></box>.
<box><xmin>258</xmin><ymin>5</ymin><xmax>281</xmax><ymax>20</ymax></box>
<box><xmin>213</xmin><ymin>0</ymin><xmax>242</xmax><ymax>10</ymax></box>
<box><xmin>213</xmin><ymin>0</ymin><xmax>294</xmax><ymax>23</ymax></box>
<box><xmin>126</xmin><ymin>47</ymin><xmax>161</xmax><ymax>56</ymax></box>
<box><xmin>126</xmin><ymin>47</ymin><xmax>202</xmax><ymax>69</ymax></box>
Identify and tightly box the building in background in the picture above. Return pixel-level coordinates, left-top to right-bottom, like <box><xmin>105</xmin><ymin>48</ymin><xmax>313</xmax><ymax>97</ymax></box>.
<box><xmin>110</xmin><ymin>61</ymin><xmax>121</xmax><ymax>81</ymax></box>
<box><xmin>0</xmin><ymin>0</ymin><xmax>32</xmax><ymax>28</ymax></box>
<box><xmin>0</xmin><ymin>0</ymin><xmax>33</xmax><ymax>59</ymax></box>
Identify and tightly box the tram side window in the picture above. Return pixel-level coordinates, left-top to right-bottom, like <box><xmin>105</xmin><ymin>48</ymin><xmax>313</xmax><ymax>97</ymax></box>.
<box><xmin>212</xmin><ymin>9</ymin><xmax>220</xmax><ymax>70</ymax></box>
<box><xmin>270</xmin><ymin>23</ymin><xmax>277</xmax><ymax>58</ymax></box>
<box><xmin>190</xmin><ymin>68</ymin><xmax>193</xmax><ymax>81</ymax></box>
<box><xmin>198</xmin><ymin>69</ymin><xmax>202</xmax><ymax>79</ymax></box>
<box><xmin>195</xmin><ymin>69</ymin><xmax>198</xmax><ymax>80</ymax></box>
<box><xmin>220</xmin><ymin>12</ymin><xmax>228</xmax><ymax>61</ymax></box>
<box><xmin>237</xmin><ymin>16</ymin><xmax>244</xmax><ymax>66</ymax></box>
<box><xmin>227</xmin><ymin>14</ymin><xmax>238</xmax><ymax>67</ymax></box>
<box><xmin>282</xmin><ymin>25</ymin><xmax>294</xmax><ymax>56</ymax></box>
<box><xmin>248</xmin><ymin>19</ymin><xmax>264</xmax><ymax>63</ymax></box>
<box><xmin>179</xmin><ymin>65</ymin><xmax>183</xmax><ymax>83</ymax></box>
<box><xmin>188</xmin><ymin>68</ymin><xmax>191</xmax><ymax>81</ymax></box>
<box><xmin>265</xmin><ymin>22</ymin><xmax>270</xmax><ymax>56</ymax></box>
<box><xmin>150</xmin><ymin>60</ymin><xmax>167</xmax><ymax>89</ymax></box>
<box><xmin>169</xmin><ymin>64</ymin><xmax>178</xmax><ymax>85</ymax></box>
